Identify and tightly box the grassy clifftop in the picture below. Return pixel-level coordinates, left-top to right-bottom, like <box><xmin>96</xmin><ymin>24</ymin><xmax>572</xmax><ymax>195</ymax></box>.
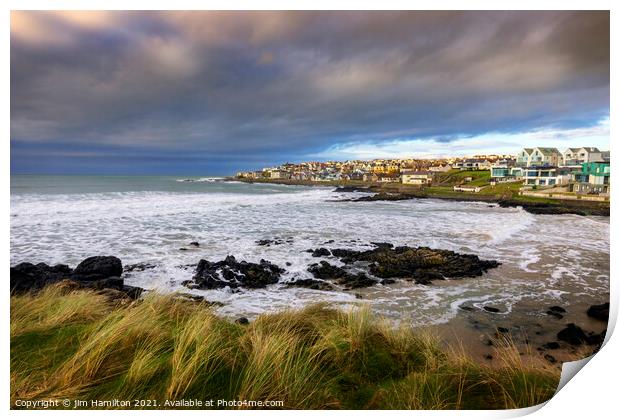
<box><xmin>11</xmin><ymin>283</ymin><xmax>560</xmax><ymax>409</ymax></box>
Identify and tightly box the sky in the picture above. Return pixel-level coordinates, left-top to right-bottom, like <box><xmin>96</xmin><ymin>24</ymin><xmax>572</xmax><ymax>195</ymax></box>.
<box><xmin>11</xmin><ymin>11</ymin><xmax>610</xmax><ymax>175</ymax></box>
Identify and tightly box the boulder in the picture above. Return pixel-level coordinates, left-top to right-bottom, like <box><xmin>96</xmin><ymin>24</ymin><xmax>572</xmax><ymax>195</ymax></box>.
<box><xmin>587</xmin><ymin>303</ymin><xmax>609</xmax><ymax>322</ymax></box>
<box><xmin>236</xmin><ymin>317</ymin><xmax>250</xmax><ymax>325</ymax></box>
<box><xmin>310</xmin><ymin>248</ymin><xmax>331</xmax><ymax>257</ymax></box>
<box><xmin>72</xmin><ymin>256</ymin><xmax>123</xmax><ymax>282</ymax></box>
<box><xmin>557</xmin><ymin>323</ymin><xmax>588</xmax><ymax>345</ymax></box>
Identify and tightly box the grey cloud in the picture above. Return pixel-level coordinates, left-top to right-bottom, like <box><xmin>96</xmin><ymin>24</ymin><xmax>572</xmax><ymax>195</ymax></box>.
<box><xmin>11</xmin><ymin>11</ymin><xmax>609</xmax><ymax>167</ymax></box>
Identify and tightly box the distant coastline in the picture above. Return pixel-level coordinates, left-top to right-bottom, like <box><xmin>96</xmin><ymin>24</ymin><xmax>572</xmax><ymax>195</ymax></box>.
<box><xmin>231</xmin><ymin>177</ymin><xmax>610</xmax><ymax>217</ymax></box>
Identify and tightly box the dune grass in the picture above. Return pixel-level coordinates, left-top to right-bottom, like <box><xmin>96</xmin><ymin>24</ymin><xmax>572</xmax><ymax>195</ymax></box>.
<box><xmin>11</xmin><ymin>283</ymin><xmax>560</xmax><ymax>409</ymax></box>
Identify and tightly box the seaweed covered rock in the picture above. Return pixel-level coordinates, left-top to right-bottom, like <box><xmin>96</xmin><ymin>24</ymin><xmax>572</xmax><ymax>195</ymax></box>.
<box><xmin>329</xmin><ymin>245</ymin><xmax>500</xmax><ymax>285</ymax></box>
<box><xmin>183</xmin><ymin>255</ymin><xmax>284</xmax><ymax>290</ymax></box>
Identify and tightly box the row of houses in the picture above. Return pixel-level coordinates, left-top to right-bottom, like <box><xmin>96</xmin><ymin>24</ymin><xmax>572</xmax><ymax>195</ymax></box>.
<box><xmin>491</xmin><ymin>147</ymin><xmax>610</xmax><ymax>195</ymax></box>
<box><xmin>516</xmin><ymin>147</ymin><xmax>609</xmax><ymax>167</ymax></box>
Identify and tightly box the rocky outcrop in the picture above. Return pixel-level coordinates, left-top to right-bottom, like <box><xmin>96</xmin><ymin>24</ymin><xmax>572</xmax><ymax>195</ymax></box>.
<box><xmin>10</xmin><ymin>256</ymin><xmax>143</xmax><ymax>299</ymax></box>
<box><xmin>497</xmin><ymin>199</ymin><xmax>610</xmax><ymax>217</ymax></box>
<box><xmin>587</xmin><ymin>303</ymin><xmax>609</xmax><ymax>322</ymax></box>
<box><xmin>10</xmin><ymin>262</ymin><xmax>73</xmax><ymax>293</ymax></box>
<box><xmin>182</xmin><ymin>256</ymin><xmax>284</xmax><ymax>290</ymax></box>
<box><xmin>328</xmin><ymin>245</ymin><xmax>500</xmax><ymax>285</ymax></box>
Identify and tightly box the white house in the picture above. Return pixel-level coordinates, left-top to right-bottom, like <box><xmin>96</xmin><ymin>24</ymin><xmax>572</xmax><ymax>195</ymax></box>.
<box><xmin>401</xmin><ymin>171</ymin><xmax>433</xmax><ymax>185</ymax></box>
<box><xmin>562</xmin><ymin>147</ymin><xmax>602</xmax><ymax>165</ymax></box>
<box><xmin>517</xmin><ymin>147</ymin><xmax>561</xmax><ymax>167</ymax></box>
<box><xmin>270</xmin><ymin>170</ymin><xmax>291</xmax><ymax>180</ymax></box>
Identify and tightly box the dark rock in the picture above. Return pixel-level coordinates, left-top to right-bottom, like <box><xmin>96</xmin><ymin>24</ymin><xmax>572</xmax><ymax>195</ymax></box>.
<box><xmin>587</xmin><ymin>303</ymin><xmax>609</xmax><ymax>322</ymax></box>
<box><xmin>121</xmin><ymin>285</ymin><xmax>144</xmax><ymax>300</ymax></box>
<box><xmin>549</xmin><ymin>305</ymin><xmax>566</xmax><ymax>313</ymax></box>
<box><xmin>80</xmin><ymin>276</ymin><xmax>124</xmax><ymax>290</ymax></box>
<box><xmin>484</xmin><ymin>354</ymin><xmax>493</xmax><ymax>360</ymax></box>
<box><xmin>183</xmin><ymin>255</ymin><xmax>284</xmax><ymax>290</ymax></box>
<box><xmin>11</xmin><ymin>256</ymin><xmax>142</xmax><ymax>300</ymax></box>
<box><xmin>497</xmin><ymin>199</ymin><xmax>609</xmax><ymax>217</ymax></box>
<box><xmin>355</xmin><ymin>293</ymin><xmax>364</xmax><ymax>299</ymax></box>
<box><xmin>380</xmin><ymin>279</ymin><xmax>396</xmax><ymax>285</ymax></box>
<box><xmin>285</xmin><ymin>262</ymin><xmax>292</xmax><ymax>266</ymax></box>
<box><xmin>328</xmin><ymin>245</ymin><xmax>500</xmax><ymax>285</ymax></box>
<box><xmin>349</xmin><ymin>192</ymin><xmax>415</xmax><ymax>202</ymax></box>
<box><xmin>236</xmin><ymin>317</ymin><xmax>250</xmax><ymax>325</ymax></box>
<box><xmin>370</xmin><ymin>242</ymin><xmax>393</xmax><ymax>249</ymax></box>
<box><xmin>189</xmin><ymin>241</ymin><xmax>200</xmax><ymax>247</ymax></box>
<box><xmin>483</xmin><ymin>306</ymin><xmax>501</xmax><ymax>313</ymax></box>
<box><xmin>544</xmin><ymin>354</ymin><xmax>557</xmax><ymax>363</ymax></box>
<box><xmin>586</xmin><ymin>330</ymin><xmax>606</xmax><ymax>347</ymax></box>
<box><xmin>310</xmin><ymin>248</ymin><xmax>331</xmax><ymax>258</ymax></box>
<box><xmin>557</xmin><ymin>323</ymin><xmax>588</xmax><ymax>345</ymax></box>
<box><xmin>543</xmin><ymin>342</ymin><xmax>560</xmax><ymax>350</ymax></box>
<box><xmin>546</xmin><ymin>310</ymin><xmax>564</xmax><ymax>319</ymax></box>
<box><xmin>256</xmin><ymin>238</ymin><xmax>285</xmax><ymax>246</ymax></box>
<box><xmin>308</xmin><ymin>261</ymin><xmax>348</xmax><ymax>279</ymax></box>
<box><xmin>72</xmin><ymin>256</ymin><xmax>123</xmax><ymax>282</ymax></box>
<box><xmin>339</xmin><ymin>272</ymin><xmax>377</xmax><ymax>289</ymax></box>
<box><xmin>497</xmin><ymin>327</ymin><xmax>509</xmax><ymax>333</ymax></box>
<box><xmin>459</xmin><ymin>305</ymin><xmax>475</xmax><ymax>312</ymax></box>
<box><xmin>286</xmin><ymin>278</ymin><xmax>334</xmax><ymax>291</ymax></box>
<box><xmin>179</xmin><ymin>247</ymin><xmax>189</xmax><ymax>251</ymax></box>
<box><xmin>10</xmin><ymin>262</ymin><xmax>73</xmax><ymax>293</ymax></box>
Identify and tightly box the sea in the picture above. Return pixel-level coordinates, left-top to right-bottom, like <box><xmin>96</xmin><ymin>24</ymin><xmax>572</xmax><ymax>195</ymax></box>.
<box><xmin>10</xmin><ymin>175</ymin><xmax>610</xmax><ymax>327</ymax></box>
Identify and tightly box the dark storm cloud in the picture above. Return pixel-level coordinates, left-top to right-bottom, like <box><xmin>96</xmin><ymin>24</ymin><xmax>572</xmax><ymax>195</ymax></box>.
<box><xmin>11</xmin><ymin>11</ymin><xmax>609</xmax><ymax>173</ymax></box>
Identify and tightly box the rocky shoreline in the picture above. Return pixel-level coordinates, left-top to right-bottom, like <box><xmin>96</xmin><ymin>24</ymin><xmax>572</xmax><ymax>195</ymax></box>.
<box><xmin>331</xmin><ymin>186</ymin><xmax>610</xmax><ymax>216</ymax></box>
<box><xmin>233</xmin><ymin>179</ymin><xmax>610</xmax><ymax>217</ymax></box>
<box><xmin>10</xmin><ymin>249</ymin><xmax>608</xmax><ymax>364</ymax></box>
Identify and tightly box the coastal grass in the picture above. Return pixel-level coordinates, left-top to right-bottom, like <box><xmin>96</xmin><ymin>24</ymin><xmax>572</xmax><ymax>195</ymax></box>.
<box><xmin>11</xmin><ymin>283</ymin><xmax>560</xmax><ymax>410</ymax></box>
